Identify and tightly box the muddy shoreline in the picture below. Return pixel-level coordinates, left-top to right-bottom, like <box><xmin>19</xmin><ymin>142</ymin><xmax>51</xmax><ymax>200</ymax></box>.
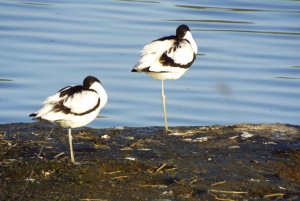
<box><xmin>1</xmin><ymin>122</ymin><xmax>300</xmax><ymax>201</ymax></box>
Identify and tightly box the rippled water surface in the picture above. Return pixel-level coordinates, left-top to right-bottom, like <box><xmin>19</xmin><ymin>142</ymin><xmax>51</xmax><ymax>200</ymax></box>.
<box><xmin>1</xmin><ymin>0</ymin><xmax>299</xmax><ymax>128</ymax></box>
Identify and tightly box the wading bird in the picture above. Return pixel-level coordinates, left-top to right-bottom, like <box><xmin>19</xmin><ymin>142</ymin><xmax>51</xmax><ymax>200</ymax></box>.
<box><xmin>131</xmin><ymin>24</ymin><xmax>197</xmax><ymax>131</ymax></box>
<box><xmin>30</xmin><ymin>76</ymin><xmax>107</xmax><ymax>164</ymax></box>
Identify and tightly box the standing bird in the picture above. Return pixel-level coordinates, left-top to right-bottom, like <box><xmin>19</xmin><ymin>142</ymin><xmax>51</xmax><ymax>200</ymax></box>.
<box><xmin>131</xmin><ymin>24</ymin><xmax>198</xmax><ymax>131</ymax></box>
<box><xmin>30</xmin><ymin>76</ymin><xmax>107</xmax><ymax>164</ymax></box>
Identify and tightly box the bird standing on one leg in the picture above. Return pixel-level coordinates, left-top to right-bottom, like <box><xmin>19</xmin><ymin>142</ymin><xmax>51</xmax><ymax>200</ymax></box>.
<box><xmin>30</xmin><ymin>76</ymin><xmax>107</xmax><ymax>164</ymax></box>
<box><xmin>131</xmin><ymin>24</ymin><xmax>198</xmax><ymax>131</ymax></box>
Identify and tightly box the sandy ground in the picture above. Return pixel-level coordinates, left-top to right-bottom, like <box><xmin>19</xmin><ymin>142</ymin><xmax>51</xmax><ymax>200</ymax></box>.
<box><xmin>0</xmin><ymin>122</ymin><xmax>300</xmax><ymax>201</ymax></box>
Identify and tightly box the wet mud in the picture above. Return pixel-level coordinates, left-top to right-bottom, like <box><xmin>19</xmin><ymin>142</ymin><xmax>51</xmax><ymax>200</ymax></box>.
<box><xmin>0</xmin><ymin>122</ymin><xmax>300</xmax><ymax>201</ymax></box>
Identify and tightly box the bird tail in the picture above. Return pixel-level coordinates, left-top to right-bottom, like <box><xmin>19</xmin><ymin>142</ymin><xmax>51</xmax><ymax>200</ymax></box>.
<box><xmin>131</xmin><ymin>67</ymin><xmax>151</xmax><ymax>72</ymax></box>
<box><xmin>29</xmin><ymin>104</ymin><xmax>55</xmax><ymax>120</ymax></box>
<box><xmin>29</xmin><ymin>113</ymin><xmax>37</xmax><ymax>118</ymax></box>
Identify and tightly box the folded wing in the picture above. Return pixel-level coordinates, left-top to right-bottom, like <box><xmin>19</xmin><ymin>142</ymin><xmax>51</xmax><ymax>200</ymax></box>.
<box><xmin>160</xmin><ymin>39</ymin><xmax>195</xmax><ymax>68</ymax></box>
<box><xmin>63</xmin><ymin>90</ymin><xmax>100</xmax><ymax>115</ymax></box>
<box><xmin>133</xmin><ymin>37</ymin><xmax>175</xmax><ymax>71</ymax></box>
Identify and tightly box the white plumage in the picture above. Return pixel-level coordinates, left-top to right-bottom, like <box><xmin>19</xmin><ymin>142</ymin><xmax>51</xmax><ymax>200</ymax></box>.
<box><xmin>132</xmin><ymin>24</ymin><xmax>197</xmax><ymax>80</ymax></box>
<box><xmin>134</xmin><ymin>39</ymin><xmax>175</xmax><ymax>72</ymax></box>
<box><xmin>132</xmin><ymin>24</ymin><xmax>198</xmax><ymax>131</ymax></box>
<box><xmin>30</xmin><ymin>76</ymin><xmax>107</xmax><ymax>164</ymax></box>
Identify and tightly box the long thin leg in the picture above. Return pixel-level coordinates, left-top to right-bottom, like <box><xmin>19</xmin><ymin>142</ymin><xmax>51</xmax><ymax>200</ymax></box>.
<box><xmin>68</xmin><ymin>128</ymin><xmax>76</xmax><ymax>164</ymax></box>
<box><xmin>161</xmin><ymin>80</ymin><xmax>168</xmax><ymax>131</ymax></box>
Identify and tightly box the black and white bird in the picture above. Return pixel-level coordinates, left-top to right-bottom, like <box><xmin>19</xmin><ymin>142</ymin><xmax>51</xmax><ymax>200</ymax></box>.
<box><xmin>131</xmin><ymin>24</ymin><xmax>197</xmax><ymax>131</ymax></box>
<box><xmin>30</xmin><ymin>76</ymin><xmax>107</xmax><ymax>164</ymax></box>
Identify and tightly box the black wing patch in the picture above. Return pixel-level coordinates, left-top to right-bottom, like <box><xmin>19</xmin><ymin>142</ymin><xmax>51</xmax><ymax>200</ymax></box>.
<box><xmin>159</xmin><ymin>52</ymin><xmax>196</xmax><ymax>68</ymax></box>
<box><xmin>53</xmin><ymin>98</ymin><xmax>100</xmax><ymax>116</ymax></box>
<box><xmin>59</xmin><ymin>85</ymin><xmax>83</xmax><ymax>98</ymax></box>
<box><xmin>29</xmin><ymin>113</ymin><xmax>36</xmax><ymax>117</ymax></box>
<box><xmin>153</xmin><ymin>35</ymin><xmax>176</xmax><ymax>42</ymax></box>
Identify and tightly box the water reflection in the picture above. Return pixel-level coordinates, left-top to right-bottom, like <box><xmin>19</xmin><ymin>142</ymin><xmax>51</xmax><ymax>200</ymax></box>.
<box><xmin>175</xmin><ymin>4</ymin><xmax>300</xmax><ymax>14</ymax></box>
<box><xmin>176</xmin><ymin>5</ymin><xmax>265</xmax><ymax>12</ymax></box>
<box><xmin>0</xmin><ymin>0</ymin><xmax>299</xmax><ymax>127</ymax></box>
<box><xmin>275</xmin><ymin>77</ymin><xmax>300</xmax><ymax>80</ymax></box>
<box><xmin>0</xmin><ymin>79</ymin><xmax>14</xmax><ymax>82</ymax></box>
<box><xmin>168</xmin><ymin>19</ymin><xmax>254</xmax><ymax>24</ymax></box>
<box><xmin>194</xmin><ymin>29</ymin><xmax>300</xmax><ymax>36</ymax></box>
<box><xmin>18</xmin><ymin>2</ymin><xmax>53</xmax><ymax>7</ymax></box>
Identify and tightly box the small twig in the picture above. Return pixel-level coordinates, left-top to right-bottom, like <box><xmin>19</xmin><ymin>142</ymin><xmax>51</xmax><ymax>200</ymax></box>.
<box><xmin>53</xmin><ymin>152</ymin><xmax>65</xmax><ymax>159</ymax></box>
<box><xmin>156</xmin><ymin>163</ymin><xmax>167</xmax><ymax>172</ymax></box>
<box><xmin>210</xmin><ymin>181</ymin><xmax>226</xmax><ymax>187</ymax></box>
<box><xmin>111</xmin><ymin>175</ymin><xmax>129</xmax><ymax>180</ymax></box>
<box><xmin>209</xmin><ymin>189</ymin><xmax>248</xmax><ymax>195</ymax></box>
<box><xmin>209</xmin><ymin>190</ymin><xmax>237</xmax><ymax>201</ymax></box>
<box><xmin>264</xmin><ymin>193</ymin><xmax>284</xmax><ymax>198</ymax></box>
<box><xmin>138</xmin><ymin>184</ymin><xmax>168</xmax><ymax>188</ymax></box>
<box><xmin>189</xmin><ymin>177</ymin><xmax>199</xmax><ymax>185</ymax></box>
<box><xmin>1</xmin><ymin>139</ymin><xmax>12</xmax><ymax>147</ymax></box>
<box><xmin>208</xmin><ymin>184</ymin><xmax>247</xmax><ymax>201</ymax></box>
<box><xmin>104</xmin><ymin>170</ymin><xmax>122</xmax><ymax>175</ymax></box>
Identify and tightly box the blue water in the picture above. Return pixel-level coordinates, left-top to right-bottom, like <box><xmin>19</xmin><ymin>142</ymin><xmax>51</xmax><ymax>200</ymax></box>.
<box><xmin>0</xmin><ymin>0</ymin><xmax>299</xmax><ymax>128</ymax></box>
